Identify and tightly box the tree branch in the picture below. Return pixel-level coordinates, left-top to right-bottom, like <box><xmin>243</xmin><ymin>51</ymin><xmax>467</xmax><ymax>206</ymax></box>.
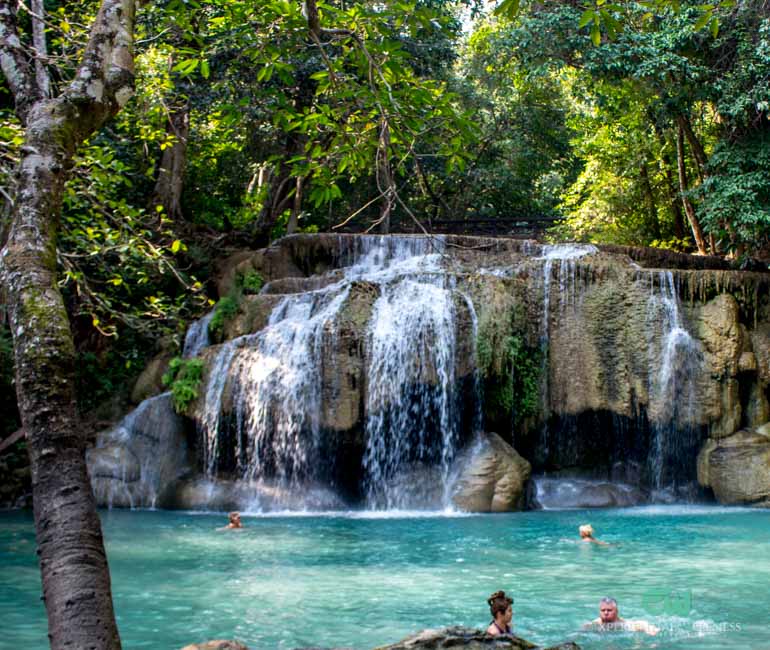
<box><xmin>0</xmin><ymin>0</ymin><xmax>40</xmax><ymax>124</ymax></box>
<box><xmin>30</xmin><ymin>0</ymin><xmax>50</xmax><ymax>97</ymax></box>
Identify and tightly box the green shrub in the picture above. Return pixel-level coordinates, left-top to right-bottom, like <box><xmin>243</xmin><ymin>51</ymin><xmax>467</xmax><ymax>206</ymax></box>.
<box><xmin>239</xmin><ymin>269</ymin><xmax>264</xmax><ymax>294</ymax></box>
<box><xmin>208</xmin><ymin>295</ymin><xmax>240</xmax><ymax>340</ymax></box>
<box><xmin>477</xmin><ymin>316</ymin><xmax>541</xmax><ymax>424</ymax></box>
<box><xmin>162</xmin><ymin>357</ymin><xmax>205</xmax><ymax>413</ymax></box>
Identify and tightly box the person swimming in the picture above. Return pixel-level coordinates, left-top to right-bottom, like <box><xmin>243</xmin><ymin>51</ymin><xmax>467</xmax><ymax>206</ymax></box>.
<box><xmin>585</xmin><ymin>597</ymin><xmax>659</xmax><ymax>635</ymax></box>
<box><xmin>218</xmin><ymin>511</ymin><xmax>243</xmax><ymax>530</ymax></box>
<box><xmin>486</xmin><ymin>590</ymin><xmax>513</xmax><ymax>636</ymax></box>
<box><xmin>579</xmin><ymin>524</ymin><xmax>609</xmax><ymax>546</ymax></box>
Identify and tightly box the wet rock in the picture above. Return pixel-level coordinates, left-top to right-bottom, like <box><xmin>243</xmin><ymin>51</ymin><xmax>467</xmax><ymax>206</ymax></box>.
<box><xmin>88</xmin><ymin>393</ymin><xmax>192</xmax><ymax>508</ymax></box>
<box><xmin>131</xmin><ymin>352</ymin><xmax>173</xmax><ymax>404</ymax></box>
<box><xmin>160</xmin><ymin>478</ymin><xmax>348</xmax><ymax>512</ymax></box>
<box><xmin>697</xmin><ymin>428</ymin><xmax>770</xmax><ymax>505</ymax></box>
<box><xmin>451</xmin><ymin>433</ymin><xmax>531</xmax><ymax>512</ymax></box>
<box><xmin>531</xmin><ymin>477</ymin><xmax>647</xmax><ymax>509</ymax></box>
<box><xmin>375</xmin><ymin>626</ymin><xmax>579</xmax><ymax>650</ymax></box>
<box><xmin>88</xmin><ymin>444</ymin><xmax>141</xmax><ymax>483</ymax></box>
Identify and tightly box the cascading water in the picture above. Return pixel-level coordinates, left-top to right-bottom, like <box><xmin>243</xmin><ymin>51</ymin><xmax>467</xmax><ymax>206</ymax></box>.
<box><xmin>362</xmin><ymin>276</ymin><xmax>461</xmax><ymax>509</ymax></box>
<box><xmin>182</xmin><ymin>311</ymin><xmax>214</xmax><ymax>358</ymax></box>
<box><xmin>644</xmin><ymin>270</ymin><xmax>703</xmax><ymax>496</ymax></box>
<box><xmin>196</xmin><ymin>235</ymin><xmax>475</xmax><ymax>510</ymax></box>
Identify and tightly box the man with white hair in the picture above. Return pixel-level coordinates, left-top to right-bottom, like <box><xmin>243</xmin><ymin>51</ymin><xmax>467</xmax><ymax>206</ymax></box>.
<box><xmin>586</xmin><ymin>597</ymin><xmax>659</xmax><ymax>635</ymax></box>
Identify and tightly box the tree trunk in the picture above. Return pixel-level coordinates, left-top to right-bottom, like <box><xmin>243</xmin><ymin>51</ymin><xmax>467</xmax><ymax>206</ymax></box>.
<box><xmin>639</xmin><ymin>160</ymin><xmax>661</xmax><ymax>240</ymax></box>
<box><xmin>676</xmin><ymin>114</ymin><xmax>708</xmax><ymax>182</ymax></box>
<box><xmin>0</xmin><ymin>0</ymin><xmax>138</xmax><ymax>647</ymax></box>
<box><xmin>676</xmin><ymin>123</ymin><xmax>707</xmax><ymax>255</ymax></box>
<box><xmin>286</xmin><ymin>175</ymin><xmax>304</xmax><ymax>235</ymax></box>
<box><xmin>660</xmin><ymin>147</ymin><xmax>686</xmax><ymax>240</ymax></box>
<box><xmin>151</xmin><ymin>100</ymin><xmax>189</xmax><ymax>220</ymax></box>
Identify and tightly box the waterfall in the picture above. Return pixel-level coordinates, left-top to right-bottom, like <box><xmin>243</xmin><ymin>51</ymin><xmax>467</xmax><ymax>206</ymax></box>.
<box><xmin>644</xmin><ymin>271</ymin><xmax>703</xmax><ymax>495</ymax></box>
<box><xmin>183</xmin><ymin>311</ymin><xmax>214</xmax><ymax>358</ymax></box>
<box><xmin>195</xmin><ymin>234</ymin><xmax>473</xmax><ymax>510</ymax></box>
<box><xmin>362</xmin><ymin>276</ymin><xmax>461</xmax><ymax>509</ymax></box>
<box><xmin>198</xmin><ymin>286</ymin><xmax>350</xmax><ymax>488</ymax></box>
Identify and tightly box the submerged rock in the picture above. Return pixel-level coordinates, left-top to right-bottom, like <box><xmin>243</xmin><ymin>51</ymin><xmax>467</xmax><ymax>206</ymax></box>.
<box><xmin>451</xmin><ymin>433</ymin><xmax>531</xmax><ymax>512</ymax></box>
<box><xmin>180</xmin><ymin>629</ymin><xmax>579</xmax><ymax>650</ymax></box>
<box><xmin>376</xmin><ymin>626</ymin><xmax>579</xmax><ymax>650</ymax></box>
<box><xmin>180</xmin><ymin>642</ymin><xmax>248</xmax><ymax>650</ymax></box>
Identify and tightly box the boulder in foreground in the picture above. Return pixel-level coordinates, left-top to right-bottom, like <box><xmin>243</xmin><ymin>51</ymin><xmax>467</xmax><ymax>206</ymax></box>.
<box><xmin>375</xmin><ymin>626</ymin><xmax>579</xmax><ymax>650</ymax></box>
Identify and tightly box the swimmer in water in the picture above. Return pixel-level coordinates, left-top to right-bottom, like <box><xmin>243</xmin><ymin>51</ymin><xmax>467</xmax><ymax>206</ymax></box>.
<box><xmin>486</xmin><ymin>590</ymin><xmax>513</xmax><ymax>636</ymax></box>
<box><xmin>579</xmin><ymin>524</ymin><xmax>609</xmax><ymax>546</ymax></box>
<box><xmin>585</xmin><ymin>597</ymin><xmax>659</xmax><ymax>635</ymax></box>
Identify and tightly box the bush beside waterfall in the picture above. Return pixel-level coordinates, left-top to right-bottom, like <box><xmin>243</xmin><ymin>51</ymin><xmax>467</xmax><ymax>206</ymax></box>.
<box><xmin>162</xmin><ymin>357</ymin><xmax>205</xmax><ymax>414</ymax></box>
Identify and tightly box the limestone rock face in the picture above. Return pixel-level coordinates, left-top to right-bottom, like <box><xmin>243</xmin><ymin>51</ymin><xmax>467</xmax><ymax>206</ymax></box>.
<box><xmin>88</xmin><ymin>393</ymin><xmax>192</xmax><ymax>508</ymax></box>
<box><xmin>697</xmin><ymin>428</ymin><xmax>770</xmax><ymax>504</ymax></box>
<box><xmin>451</xmin><ymin>433</ymin><xmax>531</xmax><ymax>512</ymax></box>
<box><xmin>131</xmin><ymin>352</ymin><xmax>173</xmax><ymax>404</ymax></box>
<box><xmin>375</xmin><ymin>626</ymin><xmax>579</xmax><ymax>650</ymax></box>
<box><xmin>88</xmin><ymin>445</ymin><xmax>141</xmax><ymax>483</ymax></box>
<box><xmin>751</xmin><ymin>325</ymin><xmax>770</xmax><ymax>384</ymax></box>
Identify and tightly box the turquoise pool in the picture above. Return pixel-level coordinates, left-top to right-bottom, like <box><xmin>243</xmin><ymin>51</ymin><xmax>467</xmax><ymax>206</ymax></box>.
<box><xmin>1</xmin><ymin>506</ymin><xmax>768</xmax><ymax>649</ymax></box>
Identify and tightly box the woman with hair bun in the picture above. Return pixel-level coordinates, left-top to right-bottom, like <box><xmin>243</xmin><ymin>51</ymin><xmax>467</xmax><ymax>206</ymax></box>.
<box><xmin>486</xmin><ymin>590</ymin><xmax>513</xmax><ymax>636</ymax></box>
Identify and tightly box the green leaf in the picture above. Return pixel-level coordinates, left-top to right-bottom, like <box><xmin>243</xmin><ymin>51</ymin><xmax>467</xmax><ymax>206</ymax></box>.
<box><xmin>493</xmin><ymin>0</ymin><xmax>520</xmax><ymax>19</ymax></box>
<box><xmin>694</xmin><ymin>11</ymin><xmax>713</xmax><ymax>31</ymax></box>
<box><xmin>590</xmin><ymin>23</ymin><xmax>601</xmax><ymax>46</ymax></box>
<box><xmin>579</xmin><ymin>10</ymin><xmax>595</xmax><ymax>29</ymax></box>
<box><xmin>200</xmin><ymin>59</ymin><xmax>210</xmax><ymax>79</ymax></box>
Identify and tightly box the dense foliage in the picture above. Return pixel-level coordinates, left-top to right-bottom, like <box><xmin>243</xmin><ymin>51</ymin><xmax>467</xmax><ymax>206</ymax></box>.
<box><xmin>1</xmin><ymin>0</ymin><xmax>768</xmax><ymax>413</ymax></box>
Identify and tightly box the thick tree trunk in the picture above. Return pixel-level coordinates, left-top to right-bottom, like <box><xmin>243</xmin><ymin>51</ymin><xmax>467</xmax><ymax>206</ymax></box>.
<box><xmin>0</xmin><ymin>0</ymin><xmax>137</xmax><ymax>647</ymax></box>
<box><xmin>152</xmin><ymin>101</ymin><xmax>189</xmax><ymax>219</ymax></box>
<box><xmin>676</xmin><ymin>124</ymin><xmax>707</xmax><ymax>255</ymax></box>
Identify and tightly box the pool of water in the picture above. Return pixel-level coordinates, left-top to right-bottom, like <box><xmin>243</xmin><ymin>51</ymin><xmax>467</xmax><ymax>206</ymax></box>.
<box><xmin>1</xmin><ymin>506</ymin><xmax>769</xmax><ymax>649</ymax></box>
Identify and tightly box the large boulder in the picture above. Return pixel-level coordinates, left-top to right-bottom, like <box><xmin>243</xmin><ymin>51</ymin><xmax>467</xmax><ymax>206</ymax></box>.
<box><xmin>376</xmin><ymin>626</ymin><xmax>579</xmax><ymax>650</ymax></box>
<box><xmin>88</xmin><ymin>393</ymin><xmax>192</xmax><ymax>508</ymax></box>
<box><xmin>697</xmin><ymin>427</ymin><xmax>770</xmax><ymax>504</ymax></box>
<box><xmin>451</xmin><ymin>433</ymin><xmax>531</xmax><ymax>512</ymax></box>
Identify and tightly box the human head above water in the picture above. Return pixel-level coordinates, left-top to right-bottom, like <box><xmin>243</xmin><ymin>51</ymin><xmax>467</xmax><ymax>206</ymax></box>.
<box><xmin>228</xmin><ymin>511</ymin><xmax>241</xmax><ymax>525</ymax></box>
<box><xmin>579</xmin><ymin>524</ymin><xmax>594</xmax><ymax>538</ymax></box>
<box><xmin>599</xmin><ymin>597</ymin><xmax>619</xmax><ymax>623</ymax></box>
<box><xmin>487</xmin><ymin>590</ymin><xmax>513</xmax><ymax>619</ymax></box>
